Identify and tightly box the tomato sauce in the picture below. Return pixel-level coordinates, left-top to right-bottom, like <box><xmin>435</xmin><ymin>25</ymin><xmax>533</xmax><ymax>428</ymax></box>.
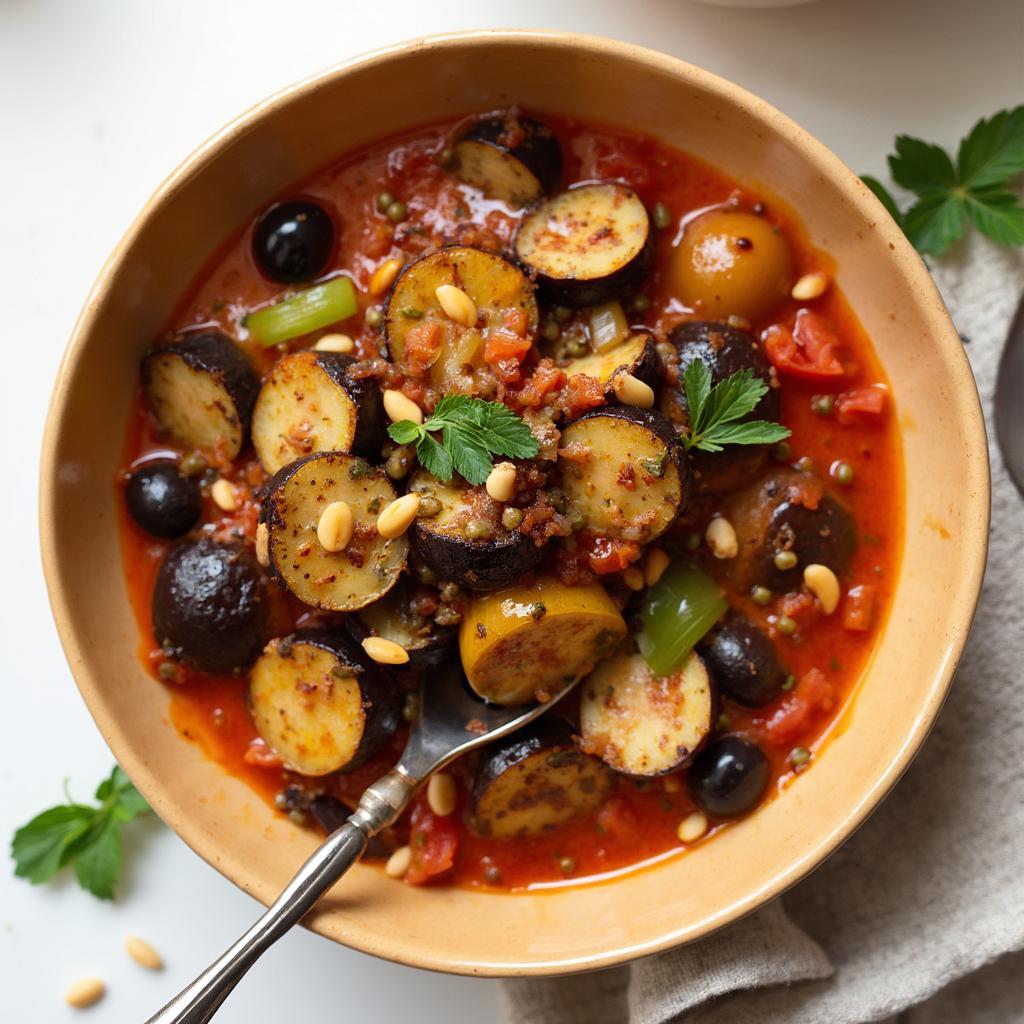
<box><xmin>117</xmin><ymin>112</ymin><xmax>902</xmax><ymax>892</ymax></box>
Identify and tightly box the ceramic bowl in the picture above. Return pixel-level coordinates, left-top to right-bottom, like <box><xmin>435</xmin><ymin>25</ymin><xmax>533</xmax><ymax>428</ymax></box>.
<box><xmin>40</xmin><ymin>31</ymin><xmax>988</xmax><ymax>976</ymax></box>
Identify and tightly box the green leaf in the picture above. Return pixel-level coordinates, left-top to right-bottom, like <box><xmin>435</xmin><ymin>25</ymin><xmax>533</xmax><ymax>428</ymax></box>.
<box><xmin>888</xmin><ymin>135</ymin><xmax>957</xmax><ymax>195</ymax></box>
<box><xmin>683</xmin><ymin>359</ymin><xmax>712</xmax><ymax>434</ymax></box>
<box><xmin>861</xmin><ymin>175</ymin><xmax>903</xmax><ymax>224</ymax></box>
<box><xmin>71</xmin><ymin>817</ymin><xmax>121</xmax><ymax>901</ymax></box>
<box><xmin>964</xmin><ymin>188</ymin><xmax>1024</xmax><ymax>246</ymax></box>
<box><xmin>416</xmin><ymin>433</ymin><xmax>452</xmax><ymax>480</ymax></box>
<box><xmin>697</xmin><ymin>420</ymin><xmax>792</xmax><ymax>453</ymax></box>
<box><xmin>387</xmin><ymin>420</ymin><xmax>424</xmax><ymax>446</ymax></box>
<box><xmin>957</xmin><ymin>106</ymin><xmax>1024</xmax><ymax>189</ymax></box>
<box><xmin>444</xmin><ymin>431</ymin><xmax>493</xmax><ymax>485</ymax></box>
<box><xmin>702</xmin><ymin>368</ymin><xmax>768</xmax><ymax>429</ymax></box>
<box><xmin>11</xmin><ymin>805</ymin><xmax>95</xmax><ymax>884</ymax></box>
<box><xmin>902</xmin><ymin>193</ymin><xmax>967</xmax><ymax>256</ymax></box>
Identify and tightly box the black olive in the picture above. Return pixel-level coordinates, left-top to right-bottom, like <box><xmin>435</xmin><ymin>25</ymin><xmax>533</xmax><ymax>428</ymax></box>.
<box><xmin>689</xmin><ymin>736</ymin><xmax>769</xmax><ymax>817</ymax></box>
<box><xmin>125</xmin><ymin>461</ymin><xmax>202</xmax><ymax>538</ymax></box>
<box><xmin>152</xmin><ymin>538</ymin><xmax>268</xmax><ymax>674</ymax></box>
<box><xmin>698</xmin><ymin>611</ymin><xmax>787</xmax><ymax>707</ymax></box>
<box><xmin>252</xmin><ymin>200</ymin><xmax>335</xmax><ymax>284</ymax></box>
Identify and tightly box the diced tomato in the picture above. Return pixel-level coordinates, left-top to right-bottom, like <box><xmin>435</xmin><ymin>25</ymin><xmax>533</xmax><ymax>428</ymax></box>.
<box><xmin>578</xmin><ymin>532</ymin><xmax>640</xmax><ymax>574</ymax></box>
<box><xmin>243</xmin><ymin>737</ymin><xmax>283</xmax><ymax>768</ymax></box>
<box><xmin>514</xmin><ymin>359</ymin><xmax>565</xmax><ymax>409</ymax></box>
<box><xmin>843</xmin><ymin>584</ymin><xmax>877</xmax><ymax>632</ymax></box>
<box><xmin>763</xmin><ymin>309</ymin><xmax>846</xmax><ymax>381</ymax></box>
<box><xmin>776</xmin><ymin>591</ymin><xmax>820</xmax><ymax>634</ymax></box>
<box><xmin>562</xmin><ymin>373</ymin><xmax>607</xmax><ymax>418</ymax></box>
<box><xmin>757</xmin><ymin>667</ymin><xmax>836</xmax><ymax>747</ymax></box>
<box><xmin>835</xmin><ymin>387</ymin><xmax>886</xmax><ymax>426</ymax></box>
<box><xmin>483</xmin><ymin>333</ymin><xmax>532</xmax><ymax>365</ymax></box>
<box><xmin>502</xmin><ymin>307</ymin><xmax>529</xmax><ymax>335</ymax></box>
<box><xmin>402</xmin><ymin>320</ymin><xmax>443</xmax><ymax>376</ymax></box>
<box><xmin>596</xmin><ymin>797</ymin><xmax>640</xmax><ymax>843</ymax></box>
<box><xmin>406</xmin><ymin>798</ymin><xmax>460</xmax><ymax>885</ymax></box>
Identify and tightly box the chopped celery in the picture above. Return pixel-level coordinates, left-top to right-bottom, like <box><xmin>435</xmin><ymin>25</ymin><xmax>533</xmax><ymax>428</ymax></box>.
<box><xmin>588</xmin><ymin>300</ymin><xmax>630</xmax><ymax>353</ymax></box>
<box><xmin>636</xmin><ymin>558</ymin><xmax>728</xmax><ymax>676</ymax></box>
<box><xmin>247</xmin><ymin>277</ymin><xmax>357</xmax><ymax>347</ymax></box>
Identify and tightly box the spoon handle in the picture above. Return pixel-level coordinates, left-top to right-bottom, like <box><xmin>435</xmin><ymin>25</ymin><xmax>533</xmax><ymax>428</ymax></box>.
<box><xmin>145</xmin><ymin>769</ymin><xmax>418</xmax><ymax>1024</ymax></box>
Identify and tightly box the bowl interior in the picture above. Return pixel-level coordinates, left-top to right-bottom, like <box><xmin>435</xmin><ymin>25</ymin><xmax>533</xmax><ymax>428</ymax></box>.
<box><xmin>41</xmin><ymin>32</ymin><xmax>987</xmax><ymax>975</ymax></box>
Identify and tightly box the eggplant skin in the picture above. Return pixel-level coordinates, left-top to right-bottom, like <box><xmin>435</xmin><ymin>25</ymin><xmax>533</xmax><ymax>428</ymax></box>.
<box><xmin>454</xmin><ymin>114</ymin><xmax>563</xmax><ymax>205</ymax></box>
<box><xmin>314</xmin><ymin>353</ymin><xmax>385</xmax><ymax>457</ymax></box>
<box><xmin>515</xmin><ymin>183</ymin><xmax>655</xmax><ymax>308</ymax></box>
<box><xmin>142</xmin><ymin>331</ymin><xmax>259</xmax><ymax>457</ymax></box>
<box><xmin>349</xmin><ymin>580</ymin><xmax>456</xmax><ymax>668</ymax></box>
<box><xmin>698</xmin><ymin>611</ymin><xmax>788</xmax><ymax>708</ymax></box>
<box><xmin>471</xmin><ymin>717</ymin><xmax>612</xmax><ymax>839</ymax></box>
<box><xmin>562</xmin><ymin>332</ymin><xmax>660</xmax><ymax>393</ymax></box>
<box><xmin>662</xmin><ymin>321</ymin><xmax>780</xmax><ymax>495</ymax></box>
<box><xmin>152</xmin><ymin>537</ymin><xmax>268</xmax><ymax>674</ymax></box>
<box><xmin>411</xmin><ymin>525</ymin><xmax>547</xmax><ymax>591</ymax></box>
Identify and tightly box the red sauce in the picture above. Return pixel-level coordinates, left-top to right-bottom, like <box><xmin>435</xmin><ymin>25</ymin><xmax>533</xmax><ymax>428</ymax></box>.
<box><xmin>117</xmin><ymin>112</ymin><xmax>902</xmax><ymax>892</ymax></box>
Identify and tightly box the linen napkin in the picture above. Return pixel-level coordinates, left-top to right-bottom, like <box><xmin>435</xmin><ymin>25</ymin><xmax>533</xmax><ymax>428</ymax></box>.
<box><xmin>503</xmin><ymin>232</ymin><xmax>1024</xmax><ymax>1024</ymax></box>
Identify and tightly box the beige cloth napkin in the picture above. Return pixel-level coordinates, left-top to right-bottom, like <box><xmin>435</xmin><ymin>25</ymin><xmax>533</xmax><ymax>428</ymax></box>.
<box><xmin>503</xmin><ymin>233</ymin><xmax>1024</xmax><ymax>1024</ymax></box>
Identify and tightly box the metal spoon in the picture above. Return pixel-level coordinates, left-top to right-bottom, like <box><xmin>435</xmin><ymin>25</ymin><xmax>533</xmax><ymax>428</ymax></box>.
<box><xmin>995</xmin><ymin>294</ymin><xmax>1024</xmax><ymax>494</ymax></box>
<box><xmin>146</xmin><ymin>663</ymin><xmax>574</xmax><ymax>1024</ymax></box>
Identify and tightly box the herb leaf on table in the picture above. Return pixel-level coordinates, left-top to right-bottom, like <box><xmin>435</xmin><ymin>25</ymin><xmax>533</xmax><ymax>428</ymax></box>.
<box><xmin>862</xmin><ymin>106</ymin><xmax>1024</xmax><ymax>257</ymax></box>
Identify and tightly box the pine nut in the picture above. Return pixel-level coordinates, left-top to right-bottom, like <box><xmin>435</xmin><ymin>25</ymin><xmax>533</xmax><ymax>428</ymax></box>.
<box><xmin>485</xmin><ymin>462</ymin><xmax>517</xmax><ymax>502</ymax></box>
<box><xmin>706</xmin><ymin>516</ymin><xmax>738</xmax><ymax>559</ymax></box>
<box><xmin>124</xmin><ymin>935</ymin><xmax>163</xmax><ymax>970</ymax></box>
<box><xmin>427</xmin><ymin>772</ymin><xmax>457</xmax><ymax>816</ymax></box>
<box><xmin>255</xmin><ymin>522</ymin><xmax>270</xmax><ymax>567</ymax></box>
<box><xmin>313</xmin><ymin>332</ymin><xmax>355</xmax><ymax>353</ymax></box>
<box><xmin>376</xmin><ymin>493</ymin><xmax>420</xmax><ymax>539</ymax></box>
<box><xmin>368</xmin><ymin>257</ymin><xmax>403</xmax><ymax>297</ymax></box>
<box><xmin>317</xmin><ymin>501</ymin><xmax>354</xmax><ymax>552</ymax></box>
<box><xmin>644</xmin><ymin>547</ymin><xmax>670</xmax><ymax>587</ymax></box>
<box><xmin>435</xmin><ymin>284</ymin><xmax>478</xmax><ymax>327</ymax></box>
<box><xmin>662</xmin><ymin>774</ymin><xmax>682</xmax><ymax>794</ymax></box>
<box><xmin>612</xmin><ymin>372</ymin><xmax>655</xmax><ymax>409</ymax></box>
<box><xmin>383</xmin><ymin>388</ymin><xmax>423</xmax><ymax>425</ymax></box>
<box><xmin>622</xmin><ymin>566</ymin><xmax>645</xmax><ymax>591</ymax></box>
<box><xmin>65</xmin><ymin>978</ymin><xmax>106</xmax><ymax>1009</ymax></box>
<box><xmin>385</xmin><ymin>844</ymin><xmax>412</xmax><ymax>878</ymax></box>
<box><xmin>211</xmin><ymin>478</ymin><xmax>237</xmax><ymax>512</ymax></box>
<box><xmin>677</xmin><ymin>811</ymin><xmax>709</xmax><ymax>843</ymax></box>
<box><xmin>362</xmin><ymin>636</ymin><xmax>410</xmax><ymax>665</ymax></box>
<box><xmin>791</xmin><ymin>272</ymin><xmax>829</xmax><ymax>301</ymax></box>
<box><xmin>804</xmin><ymin>563</ymin><xmax>841</xmax><ymax>614</ymax></box>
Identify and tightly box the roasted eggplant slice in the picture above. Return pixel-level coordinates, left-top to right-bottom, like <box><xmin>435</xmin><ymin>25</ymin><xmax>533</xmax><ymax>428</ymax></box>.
<box><xmin>562</xmin><ymin>331</ymin><xmax>660</xmax><ymax>392</ymax></box>
<box><xmin>252</xmin><ymin>350</ymin><xmax>384</xmax><ymax>474</ymax></box>
<box><xmin>580</xmin><ymin>652</ymin><xmax>714</xmax><ymax>776</ymax></box>
<box><xmin>697</xmin><ymin>611</ymin><xmax>787</xmax><ymax>708</ymax></box>
<box><xmin>408</xmin><ymin>469</ymin><xmax>547</xmax><ymax>590</ymax></box>
<box><xmin>453</xmin><ymin>114</ymin><xmax>562</xmax><ymax>207</ymax></box>
<box><xmin>260</xmin><ymin>452</ymin><xmax>407</xmax><ymax>611</ymax></box>
<box><xmin>249</xmin><ymin>629</ymin><xmax>399</xmax><ymax>776</ymax></box>
<box><xmin>723</xmin><ymin>470</ymin><xmax>857</xmax><ymax>590</ymax></box>
<box><xmin>142</xmin><ymin>331</ymin><xmax>259</xmax><ymax>459</ymax></box>
<box><xmin>152</xmin><ymin>537</ymin><xmax>268</xmax><ymax>674</ymax></box>
<box><xmin>385</xmin><ymin>246</ymin><xmax>538</xmax><ymax>395</ymax></box>
<box><xmin>558</xmin><ymin>406</ymin><xmax>688</xmax><ymax>545</ymax></box>
<box><xmin>350</xmin><ymin>578</ymin><xmax>456</xmax><ymax>668</ymax></box>
<box><xmin>459</xmin><ymin>576</ymin><xmax>626</xmax><ymax>705</ymax></box>
<box><xmin>661</xmin><ymin>321</ymin><xmax>780</xmax><ymax>494</ymax></box>
<box><xmin>515</xmin><ymin>183</ymin><xmax>655</xmax><ymax>308</ymax></box>
<box><xmin>471</xmin><ymin>718</ymin><xmax>612</xmax><ymax>839</ymax></box>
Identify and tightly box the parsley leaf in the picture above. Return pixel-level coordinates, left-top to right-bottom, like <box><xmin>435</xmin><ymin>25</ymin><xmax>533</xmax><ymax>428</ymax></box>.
<box><xmin>11</xmin><ymin>765</ymin><xmax>152</xmax><ymax>901</ymax></box>
<box><xmin>861</xmin><ymin>106</ymin><xmax>1024</xmax><ymax>257</ymax></box>
<box><xmin>681</xmin><ymin>360</ymin><xmax>791</xmax><ymax>454</ymax></box>
<box><xmin>387</xmin><ymin>395</ymin><xmax>539</xmax><ymax>485</ymax></box>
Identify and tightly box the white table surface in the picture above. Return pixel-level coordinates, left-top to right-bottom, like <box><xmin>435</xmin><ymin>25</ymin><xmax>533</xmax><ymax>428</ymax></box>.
<box><xmin>1</xmin><ymin>0</ymin><xmax>1019</xmax><ymax>1019</ymax></box>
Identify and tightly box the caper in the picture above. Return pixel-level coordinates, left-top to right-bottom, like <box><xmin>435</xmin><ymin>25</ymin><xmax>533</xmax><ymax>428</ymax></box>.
<box><xmin>437</xmin><ymin>147</ymin><xmax>455</xmax><ymax>168</ymax></box>
<box><xmin>683</xmin><ymin>531</ymin><xmax>702</xmax><ymax>552</ymax></box>
<box><xmin>158</xmin><ymin>661</ymin><xmax>180</xmax><ymax>682</ymax></box>
<box><xmin>794</xmin><ymin>456</ymin><xmax>815</xmax><ymax>473</ymax></box>
<box><xmin>376</xmin><ymin>192</ymin><xmax>395</xmax><ymax>213</ymax></box>
<box><xmin>365</xmin><ymin>306</ymin><xmax>384</xmax><ymax>328</ymax></box>
<box><xmin>716</xmin><ymin>713</ymin><xmax>731</xmax><ymax>732</ymax></box>
<box><xmin>402</xmin><ymin>693</ymin><xmax>421</xmax><ymax>723</ymax></box>
<box><xmin>465</xmin><ymin>518</ymin><xmax>493</xmax><ymax>541</ymax></box>
<box><xmin>542</xmin><ymin>320</ymin><xmax>561</xmax><ymax>342</ymax></box>
<box><xmin>750</xmin><ymin>585</ymin><xmax>772</xmax><ymax>606</ymax></box>
<box><xmin>832</xmin><ymin>460</ymin><xmax>855</xmax><ymax>485</ymax></box>
<box><xmin>385</xmin><ymin>200</ymin><xmax>407</xmax><ymax>223</ymax></box>
<box><xmin>547</xmin><ymin>489</ymin><xmax>568</xmax><ymax>514</ymax></box>
<box><xmin>288</xmin><ymin>809</ymin><xmax>307</xmax><ymax>826</ymax></box>
<box><xmin>810</xmin><ymin>394</ymin><xmax>834</xmax><ymax>416</ymax></box>
<box><xmin>417</xmin><ymin>565</ymin><xmax>439</xmax><ymax>585</ymax></box>
<box><xmin>772</xmin><ymin>440</ymin><xmax>792</xmax><ymax>462</ymax></box>
<box><xmin>385</xmin><ymin>450</ymin><xmax>410</xmax><ymax>480</ymax></box>
<box><xmin>554</xmin><ymin>305</ymin><xmax>573</xmax><ymax>323</ymax></box>
<box><xmin>179</xmin><ymin>451</ymin><xmax>208</xmax><ymax>478</ymax></box>
<box><xmin>788</xmin><ymin>746</ymin><xmax>811</xmax><ymax>768</ymax></box>
<box><xmin>501</xmin><ymin>507</ymin><xmax>524</xmax><ymax>530</ymax></box>
<box><xmin>558</xmin><ymin>856</ymin><xmax>577</xmax><ymax>874</ymax></box>
<box><xmin>417</xmin><ymin>495</ymin><xmax>442</xmax><ymax>518</ymax></box>
<box><xmin>440</xmin><ymin>582</ymin><xmax>461</xmax><ymax>602</ymax></box>
<box><xmin>652</xmin><ymin>202</ymin><xmax>672</xmax><ymax>230</ymax></box>
<box><xmin>565</xmin><ymin>335</ymin><xmax>589</xmax><ymax>358</ymax></box>
<box><xmin>776</xmin><ymin>615</ymin><xmax>797</xmax><ymax>636</ymax></box>
<box><xmin>630</xmin><ymin>293</ymin><xmax>652</xmax><ymax>313</ymax></box>
<box><xmin>483</xmin><ymin>865</ymin><xmax>502</xmax><ymax>885</ymax></box>
<box><xmin>781</xmin><ymin>674</ymin><xmax>796</xmax><ymax>691</ymax></box>
<box><xmin>773</xmin><ymin>550</ymin><xmax>798</xmax><ymax>571</ymax></box>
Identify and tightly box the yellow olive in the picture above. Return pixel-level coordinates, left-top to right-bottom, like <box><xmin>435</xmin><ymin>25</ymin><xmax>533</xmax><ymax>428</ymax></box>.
<box><xmin>670</xmin><ymin>210</ymin><xmax>793</xmax><ymax>321</ymax></box>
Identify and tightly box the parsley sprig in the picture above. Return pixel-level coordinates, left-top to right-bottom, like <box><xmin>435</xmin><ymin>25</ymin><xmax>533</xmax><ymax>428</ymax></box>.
<box><xmin>11</xmin><ymin>766</ymin><xmax>151</xmax><ymax>901</ymax></box>
<box><xmin>863</xmin><ymin>106</ymin><xmax>1024</xmax><ymax>257</ymax></box>
<box><xmin>681</xmin><ymin>360</ymin><xmax>790</xmax><ymax>453</ymax></box>
<box><xmin>388</xmin><ymin>394</ymin><xmax>539</xmax><ymax>484</ymax></box>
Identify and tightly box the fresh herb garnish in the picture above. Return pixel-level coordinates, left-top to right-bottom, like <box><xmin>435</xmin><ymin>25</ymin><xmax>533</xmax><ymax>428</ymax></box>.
<box><xmin>388</xmin><ymin>395</ymin><xmax>539</xmax><ymax>484</ymax></box>
<box><xmin>11</xmin><ymin>766</ymin><xmax>151</xmax><ymax>901</ymax></box>
<box><xmin>681</xmin><ymin>360</ymin><xmax>791</xmax><ymax>453</ymax></box>
<box><xmin>862</xmin><ymin>106</ymin><xmax>1024</xmax><ymax>257</ymax></box>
